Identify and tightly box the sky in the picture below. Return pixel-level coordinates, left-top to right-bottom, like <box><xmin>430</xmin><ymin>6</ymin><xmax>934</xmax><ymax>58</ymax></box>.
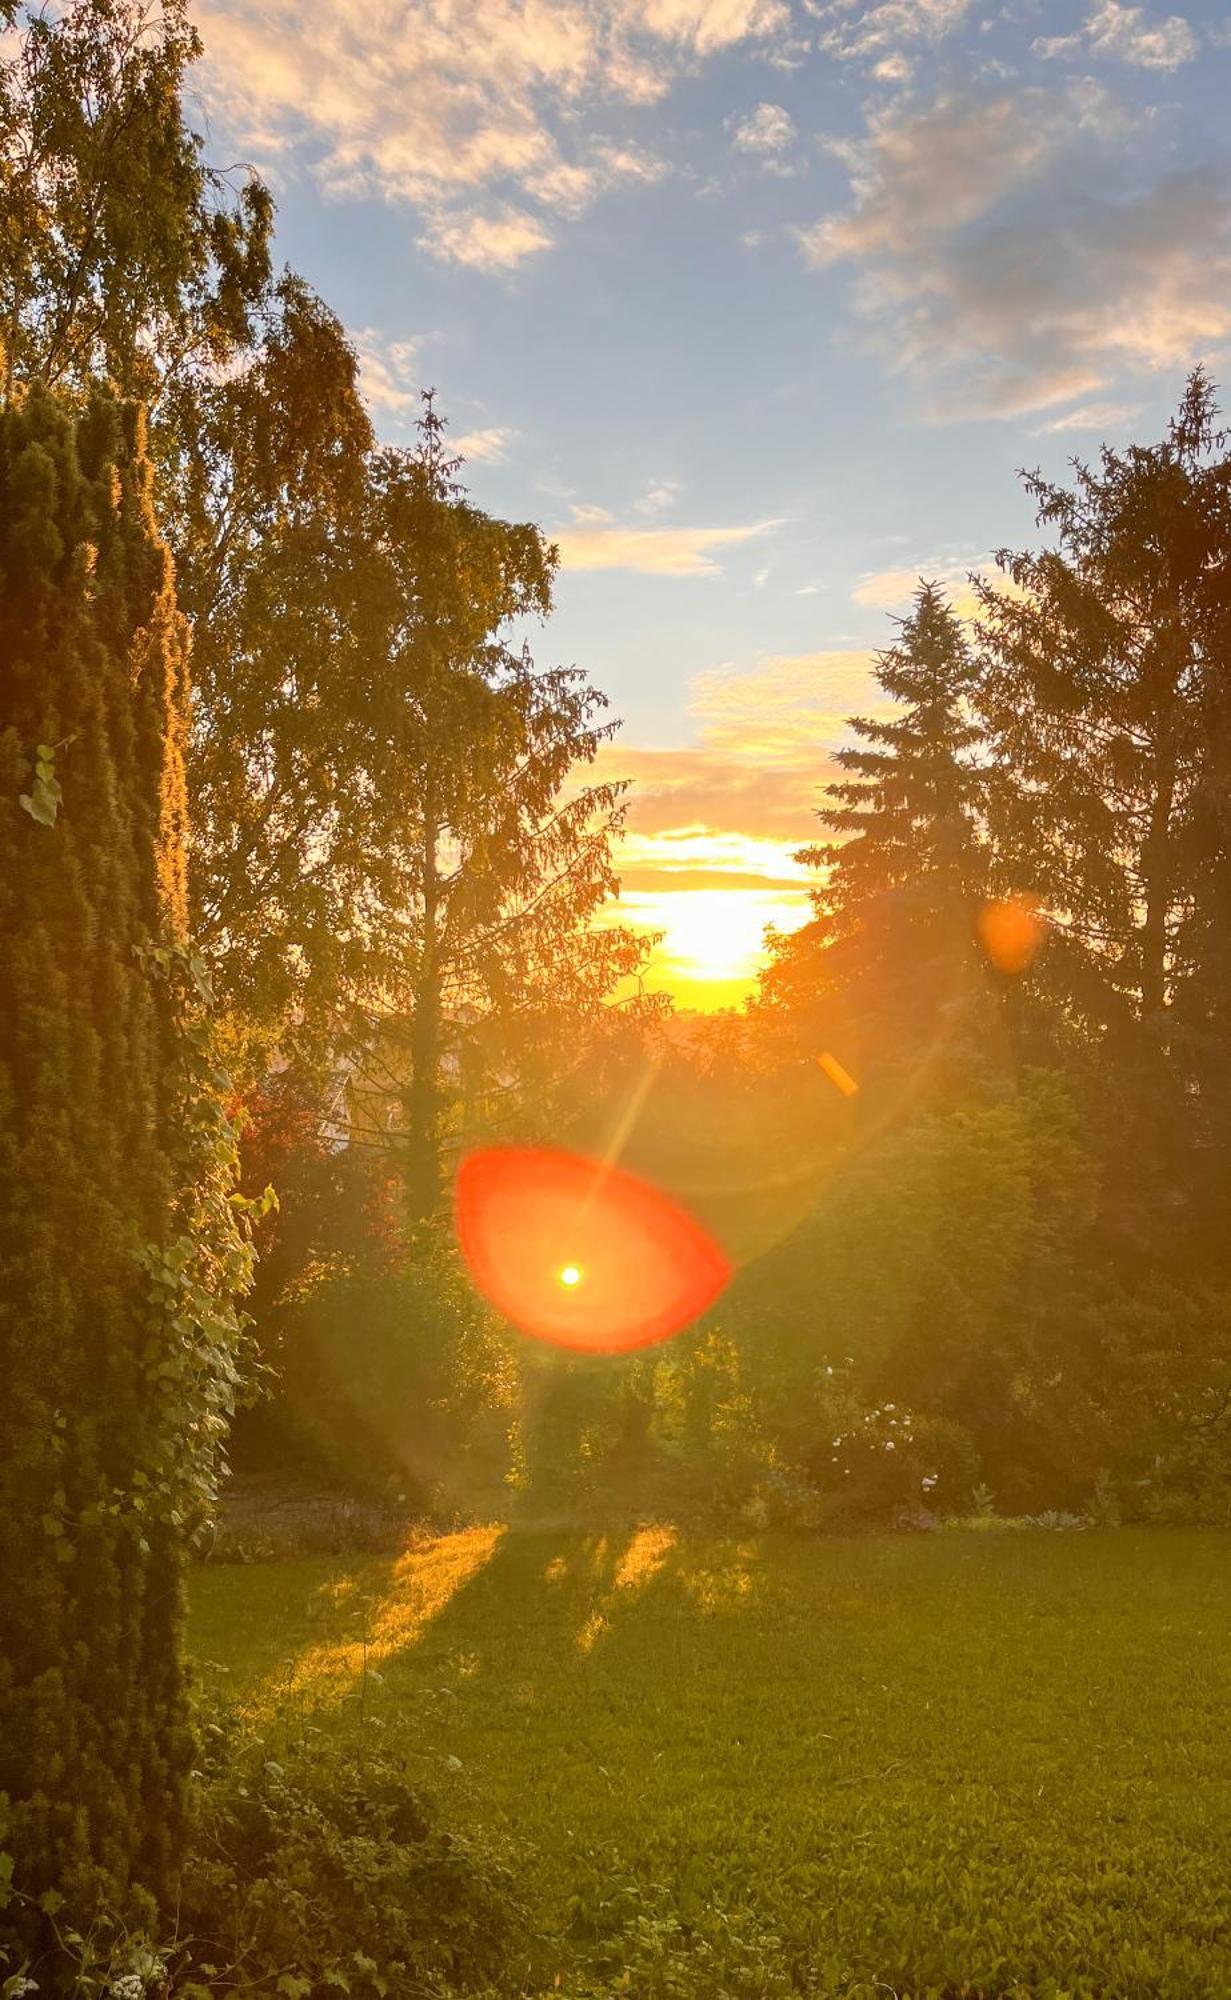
<box><xmin>191</xmin><ymin>0</ymin><xmax>1231</xmax><ymax>1007</ymax></box>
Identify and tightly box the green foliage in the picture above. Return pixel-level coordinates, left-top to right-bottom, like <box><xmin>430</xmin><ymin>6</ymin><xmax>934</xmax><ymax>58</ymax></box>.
<box><xmin>0</xmin><ymin>387</ymin><xmax>195</xmax><ymax>1932</ymax></box>
<box><xmin>135</xmin><ymin>939</ymin><xmax>273</xmax><ymax>1538</ymax></box>
<box><xmin>190</xmin><ymin>1530</ymin><xmax>1231</xmax><ymax>1999</ymax></box>
<box><xmin>168</xmin><ymin>276</ymin><xmax>381</xmax><ymax>1052</ymax></box>
<box><xmin>763</xmin><ymin>580</ymin><xmax>992</xmax><ymax>1098</ymax></box>
<box><xmin>0</xmin><ymin>0</ymin><xmax>271</xmax><ymax>399</ymax></box>
<box><xmin>0</xmin><ymin>388</ymin><xmax>259</xmax><ymax>1961</ymax></box>
<box><xmin>173</xmin><ymin>1710</ymin><xmax>524</xmax><ymax>1997</ymax></box>
<box><xmin>341</xmin><ymin>398</ymin><xmax>650</xmax><ymax>1222</ymax></box>
<box><xmin>17</xmin><ymin>735</ymin><xmax>65</xmax><ymax>825</ymax></box>
<box><xmin>267</xmin><ymin>1259</ymin><xmax>517</xmax><ymax>1512</ymax></box>
<box><xmin>0</xmin><ymin>1714</ymin><xmax>522</xmax><ymax>1999</ymax></box>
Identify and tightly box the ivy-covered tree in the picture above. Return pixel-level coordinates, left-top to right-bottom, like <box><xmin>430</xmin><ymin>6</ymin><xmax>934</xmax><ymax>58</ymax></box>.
<box><xmin>763</xmin><ymin>582</ymin><xmax>989</xmax><ymax>1096</ymax></box>
<box><xmin>0</xmin><ymin>392</ymin><xmax>255</xmax><ymax>1944</ymax></box>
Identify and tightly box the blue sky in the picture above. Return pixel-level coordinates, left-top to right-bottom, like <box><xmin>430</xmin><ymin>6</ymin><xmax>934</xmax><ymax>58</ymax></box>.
<box><xmin>193</xmin><ymin>0</ymin><xmax>1231</xmax><ymax>1003</ymax></box>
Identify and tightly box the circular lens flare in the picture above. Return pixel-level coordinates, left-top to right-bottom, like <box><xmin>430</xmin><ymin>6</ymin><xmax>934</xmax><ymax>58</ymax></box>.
<box><xmin>978</xmin><ymin>897</ymin><xmax>1044</xmax><ymax>975</ymax></box>
<box><xmin>456</xmin><ymin>1145</ymin><xmax>731</xmax><ymax>1352</ymax></box>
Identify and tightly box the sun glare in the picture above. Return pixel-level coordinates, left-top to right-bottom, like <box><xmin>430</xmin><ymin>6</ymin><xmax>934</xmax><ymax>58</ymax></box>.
<box><xmin>456</xmin><ymin>1146</ymin><xmax>731</xmax><ymax>1351</ymax></box>
<box><xmin>610</xmin><ymin>885</ymin><xmax>811</xmax><ymax>1009</ymax></box>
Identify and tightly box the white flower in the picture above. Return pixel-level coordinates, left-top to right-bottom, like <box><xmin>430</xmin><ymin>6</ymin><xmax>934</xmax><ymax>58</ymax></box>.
<box><xmin>110</xmin><ymin>1975</ymin><xmax>145</xmax><ymax>2000</ymax></box>
<box><xmin>884</xmin><ymin>1440</ymin><xmax>896</xmax><ymax>1452</ymax></box>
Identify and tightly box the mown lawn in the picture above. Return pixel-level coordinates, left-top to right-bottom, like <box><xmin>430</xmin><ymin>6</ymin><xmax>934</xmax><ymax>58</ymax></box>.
<box><xmin>189</xmin><ymin>1528</ymin><xmax>1231</xmax><ymax>1998</ymax></box>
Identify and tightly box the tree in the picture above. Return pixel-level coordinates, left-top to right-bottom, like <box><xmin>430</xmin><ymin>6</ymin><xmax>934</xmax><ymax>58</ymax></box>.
<box><xmin>165</xmin><ymin>276</ymin><xmax>383</xmax><ymax>1056</ymax></box>
<box><xmin>341</xmin><ymin>402</ymin><xmax>647</xmax><ymax>1223</ymax></box>
<box><xmin>0</xmin><ymin>390</ymin><xmax>252</xmax><ymax>1935</ymax></box>
<box><xmin>762</xmin><ymin>582</ymin><xmax>990</xmax><ymax>1098</ymax></box>
<box><xmin>0</xmin><ymin>0</ymin><xmax>271</xmax><ymax>403</ymax></box>
<box><xmin>976</xmin><ymin>371</ymin><xmax>1231</xmax><ymax>1261</ymax></box>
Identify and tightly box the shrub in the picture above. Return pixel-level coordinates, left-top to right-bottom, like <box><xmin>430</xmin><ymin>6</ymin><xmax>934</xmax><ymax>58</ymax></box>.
<box><xmin>173</xmin><ymin>1718</ymin><xmax>524</xmax><ymax>1997</ymax></box>
<box><xmin>263</xmin><ymin>1259</ymin><xmax>516</xmax><ymax>1512</ymax></box>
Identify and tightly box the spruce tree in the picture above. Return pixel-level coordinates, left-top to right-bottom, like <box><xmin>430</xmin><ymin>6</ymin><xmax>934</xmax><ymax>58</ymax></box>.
<box><xmin>764</xmin><ymin>582</ymin><xmax>988</xmax><ymax>1094</ymax></box>
<box><xmin>976</xmin><ymin>371</ymin><xmax>1231</xmax><ymax>1262</ymax></box>
<box><xmin>0</xmin><ymin>389</ymin><xmax>196</xmax><ymax>1931</ymax></box>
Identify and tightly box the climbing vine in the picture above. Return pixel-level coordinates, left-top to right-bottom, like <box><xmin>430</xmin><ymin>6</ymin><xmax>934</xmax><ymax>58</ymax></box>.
<box><xmin>135</xmin><ymin>938</ymin><xmax>275</xmax><ymax>1542</ymax></box>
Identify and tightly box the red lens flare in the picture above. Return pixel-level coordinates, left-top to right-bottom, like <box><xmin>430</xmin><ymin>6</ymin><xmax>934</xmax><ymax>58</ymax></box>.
<box><xmin>455</xmin><ymin>1145</ymin><xmax>731</xmax><ymax>1353</ymax></box>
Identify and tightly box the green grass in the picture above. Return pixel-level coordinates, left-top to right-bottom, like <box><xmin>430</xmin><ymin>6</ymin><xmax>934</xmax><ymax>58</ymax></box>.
<box><xmin>189</xmin><ymin>1528</ymin><xmax>1231</xmax><ymax>1998</ymax></box>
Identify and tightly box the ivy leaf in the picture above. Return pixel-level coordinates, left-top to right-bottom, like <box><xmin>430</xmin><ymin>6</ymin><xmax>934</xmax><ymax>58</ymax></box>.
<box><xmin>19</xmin><ymin>789</ymin><xmax>58</xmax><ymax>827</ymax></box>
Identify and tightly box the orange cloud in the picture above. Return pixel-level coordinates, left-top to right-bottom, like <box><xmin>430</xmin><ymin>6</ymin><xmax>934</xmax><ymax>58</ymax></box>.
<box><xmin>554</xmin><ymin>509</ymin><xmax>783</xmax><ymax>577</ymax></box>
<box><xmin>594</xmin><ymin>648</ymin><xmax>885</xmax><ymax>1007</ymax></box>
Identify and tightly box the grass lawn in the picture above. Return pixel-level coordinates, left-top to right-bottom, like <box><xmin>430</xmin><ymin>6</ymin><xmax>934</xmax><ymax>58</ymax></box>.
<box><xmin>189</xmin><ymin>1528</ymin><xmax>1231</xmax><ymax>1998</ymax></box>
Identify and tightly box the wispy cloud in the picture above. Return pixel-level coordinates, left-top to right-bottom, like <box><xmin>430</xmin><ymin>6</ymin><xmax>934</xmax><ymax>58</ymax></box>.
<box><xmin>851</xmin><ymin>558</ymin><xmax>1030</xmax><ymax>621</ymax></box>
<box><xmin>624</xmin><ymin>0</ymin><xmax>790</xmax><ymax>54</ymax></box>
<box><xmin>633</xmin><ymin>477</ymin><xmax>682</xmax><ymax>518</ymax></box>
<box><xmin>729</xmin><ymin>100</ymin><xmax>798</xmax><ymax>159</ymax></box>
<box><xmin>798</xmin><ymin>81</ymin><xmax>1231</xmax><ymax>417</ymax></box>
<box><xmin>351</xmin><ymin>328</ymin><xmax>424</xmax><ymax>413</ymax></box>
<box><xmin>817</xmin><ymin>0</ymin><xmax>974</xmax><ymax>75</ymax></box>
<box><xmin>597</xmin><ymin>647</ymin><xmax>880</xmax><ymax>840</ymax></box>
<box><xmin>198</xmin><ymin>0</ymin><xmax>783</xmax><ymax>274</ymax></box>
<box><xmin>594</xmin><ymin>647</ymin><xmax>887</xmax><ymax>997</ymax></box>
<box><xmin>417</xmin><ymin>206</ymin><xmax>555</xmax><ymax>271</ymax></box>
<box><xmin>454</xmin><ymin>426</ymin><xmax>516</xmax><ymax>462</ymax></box>
<box><xmin>1036</xmin><ymin>1</ymin><xmax>1198</xmax><ymax>71</ymax></box>
<box><xmin>553</xmin><ymin>506</ymin><xmax>783</xmax><ymax>575</ymax></box>
<box><xmin>1031</xmin><ymin>400</ymin><xmax>1143</xmax><ymax>434</ymax></box>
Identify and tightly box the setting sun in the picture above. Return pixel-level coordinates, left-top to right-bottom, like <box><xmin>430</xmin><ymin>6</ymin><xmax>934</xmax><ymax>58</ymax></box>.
<box><xmin>559</xmin><ymin>1263</ymin><xmax>582</xmax><ymax>1287</ymax></box>
<box><xmin>614</xmin><ymin>885</ymin><xmax>810</xmax><ymax>1010</ymax></box>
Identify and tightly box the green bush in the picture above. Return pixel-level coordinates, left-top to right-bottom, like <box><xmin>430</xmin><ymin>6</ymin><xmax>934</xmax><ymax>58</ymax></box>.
<box><xmin>0</xmin><ymin>1714</ymin><xmax>523</xmax><ymax>1998</ymax></box>
<box><xmin>174</xmin><ymin>1718</ymin><xmax>524</xmax><ymax>1997</ymax></box>
<box><xmin>264</xmin><ymin>1260</ymin><xmax>516</xmax><ymax>1512</ymax></box>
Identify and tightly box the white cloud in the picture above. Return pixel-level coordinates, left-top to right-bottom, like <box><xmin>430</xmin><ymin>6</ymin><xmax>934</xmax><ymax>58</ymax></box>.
<box><xmin>633</xmin><ymin>477</ymin><xmax>683</xmax><ymax>517</ymax></box>
<box><xmin>1036</xmin><ymin>1</ymin><xmax>1198</xmax><ymax>70</ymax></box>
<box><xmin>417</xmin><ymin>206</ymin><xmax>555</xmax><ymax>271</ymax></box>
<box><xmin>730</xmin><ymin>101</ymin><xmax>797</xmax><ymax>153</ymax></box>
<box><xmin>818</xmin><ymin>0</ymin><xmax>974</xmax><ymax>65</ymax></box>
<box><xmin>798</xmin><ymin>83</ymin><xmax>1231</xmax><ymax>418</ymax></box>
<box><xmin>554</xmin><ymin>506</ymin><xmax>784</xmax><ymax>574</ymax></box>
<box><xmin>622</xmin><ymin>0</ymin><xmax>790</xmax><ymax>53</ymax></box>
<box><xmin>352</xmin><ymin>329</ymin><xmax>424</xmax><ymax>413</ymax></box>
<box><xmin>1031</xmin><ymin>400</ymin><xmax>1143</xmax><ymax>433</ymax></box>
<box><xmin>198</xmin><ymin>0</ymin><xmax>780</xmax><ymax>275</ymax></box>
<box><xmin>454</xmin><ymin>427</ymin><xmax>516</xmax><ymax>462</ymax></box>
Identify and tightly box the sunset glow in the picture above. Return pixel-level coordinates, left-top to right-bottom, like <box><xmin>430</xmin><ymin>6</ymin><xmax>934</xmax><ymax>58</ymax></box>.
<box><xmin>613</xmin><ymin>882</ymin><xmax>811</xmax><ymax>1009</ymax></box>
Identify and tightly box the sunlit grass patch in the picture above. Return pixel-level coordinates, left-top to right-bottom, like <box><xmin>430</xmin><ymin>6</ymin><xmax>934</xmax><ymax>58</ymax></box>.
<box><xmin>190</xmin><ymin>1529</ymin><xmax>1231</xmax><ymax>1998</ymax></box>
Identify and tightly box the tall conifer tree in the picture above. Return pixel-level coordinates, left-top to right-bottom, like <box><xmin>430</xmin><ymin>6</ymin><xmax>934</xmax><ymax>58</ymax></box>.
<box><xmin>764</xmin><ymin>583</ymin><xmax>988</xmax><ymax>1093</ymax></box>
<box><xmin>976</xmin><ymin>371</ymin><xmax>1231</xmax><ymax>1260</ymax></box>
